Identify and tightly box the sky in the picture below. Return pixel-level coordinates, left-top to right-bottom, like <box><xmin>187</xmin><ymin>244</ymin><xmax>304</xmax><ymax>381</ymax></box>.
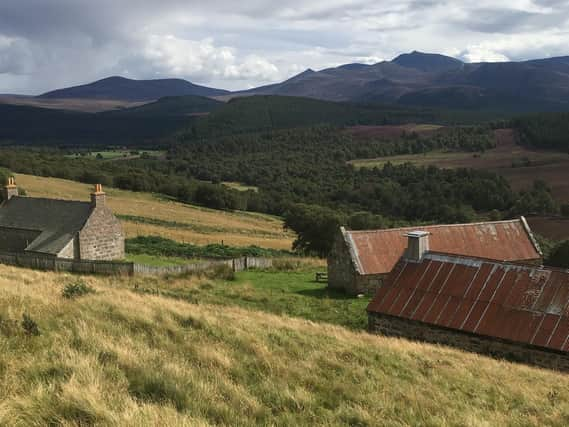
<box><xmin>0</xmin><ymin>0</ymin><xmax>568</xmax><ymax>94</ymax></box>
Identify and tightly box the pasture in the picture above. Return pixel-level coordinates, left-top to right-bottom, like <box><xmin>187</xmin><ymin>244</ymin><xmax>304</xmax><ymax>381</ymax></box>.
<box><xmin>14</xmin><ymin>174</ymin><xmax>294</xmax><ymax>250</ymax></box>
<box><xmin>0</xmin><ymin>263</ymin><xmax>568</xmax><ymax>425</ymax></box>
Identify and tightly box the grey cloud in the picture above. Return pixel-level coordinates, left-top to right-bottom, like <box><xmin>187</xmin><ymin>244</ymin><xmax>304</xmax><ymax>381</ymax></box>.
<box><xmin>0</xmin><ymin>0</ymin><xmax>567</xmax><ymax>94</ymax></box>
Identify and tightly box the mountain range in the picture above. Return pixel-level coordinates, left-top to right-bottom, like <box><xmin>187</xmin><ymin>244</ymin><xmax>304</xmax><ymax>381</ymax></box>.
<box><xmin>236</xmin><ymin>51</ymin><xmax>569</xmax><ymax>111</ymax></box>
<box><xmin>6</xmin><ymin>51</ymin><xmax>569</xmax><ymax>112</ymax></box>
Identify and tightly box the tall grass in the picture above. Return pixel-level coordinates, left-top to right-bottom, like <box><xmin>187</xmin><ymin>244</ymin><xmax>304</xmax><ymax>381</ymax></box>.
<box><xmin>0</xmin><ymin>264</ymin><xmax>569</xmax><ymax>426</ymax></box>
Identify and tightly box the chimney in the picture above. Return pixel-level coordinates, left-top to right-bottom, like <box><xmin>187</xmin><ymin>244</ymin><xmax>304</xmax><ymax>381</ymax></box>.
<box><xmin>90</xmin><ymin>184</ymin><xmax>105</xmax><ymax>207</ymax></box>
<box><xmin>404</xmin><ymin>231</ymin><xmax>430</xmax><ymax>262</ymax></box>
<box><xmin>2</xmin><ymin>177</ymin><xmax>18</xmax><ymax>202</ymax></box>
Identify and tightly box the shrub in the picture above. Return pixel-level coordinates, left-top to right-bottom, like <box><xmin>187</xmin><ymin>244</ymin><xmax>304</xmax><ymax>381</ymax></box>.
<box><xmin>547</xmin><ymin>240</ymin><xmax>569</xmax><ymax>269</ymax></box>
<box><xmin>205</xmin><ymin>264</ymin><xmax>236</xmax><ymax>281</ymax></box>
<box><xmin>62</xmin><ymin>281</ymin><xmax>94</xmax><ymax>299</ymax></box>
<box><xmin>21</xmin><ymin>314</ymin><xmax>40</xmax><ymax>336</ymax></box>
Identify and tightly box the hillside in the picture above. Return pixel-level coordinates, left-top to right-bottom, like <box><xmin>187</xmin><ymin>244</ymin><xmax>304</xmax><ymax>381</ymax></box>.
<box><xmin>0</xmin><ymin>264</ymin><xmax>568</xmax><ymax>425</ymax></box>
<box><xmin>107</xmin><ymin>95</ymin><xmax>223</xmax><ymax>117</ymax></box>
<box><xmin>189</xmin><ymin>95</ymin><xmax>470</xmax><ymax>138</ymax></box>
<box><xmin>237</xmin><ymin>51</ymin><xmax>569</xmax><ymax>112</ymax></box>
<box><xmin>0</xmin><ymin>103</ymin><xmax>191</xmax><ymax>145</ymax></box>
<box><xmin>39</xmin><ymin>76</ymin><xmax>229</xmax><ymax>101</ymax></box>
<box><xmin>15</xmin><ymin>174</ymin><xmax>293</xmax><ymax>250</ymax></box>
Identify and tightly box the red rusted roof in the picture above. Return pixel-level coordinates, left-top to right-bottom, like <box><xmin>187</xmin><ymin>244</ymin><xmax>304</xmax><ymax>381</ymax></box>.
<box><xmin>344</xmin><ymin>218</ymin><xmax>541</xmax><ymax>276</ymax></box>
<box><xmin>367</xmin><ymin>252</ymin><xmax>569</xmax><ymax>353</ymax></box>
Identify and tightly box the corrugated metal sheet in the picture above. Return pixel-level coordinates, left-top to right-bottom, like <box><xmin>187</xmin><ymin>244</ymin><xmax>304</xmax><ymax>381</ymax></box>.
<box><xmin>367</xmin><ymin>252</ymin><xmax>569</xmax><ymax>353</ymax></box>
<box><xmin>346</xmin><ymin>218</ymin><xmax>541</xmax><ymax>275</ymax></box>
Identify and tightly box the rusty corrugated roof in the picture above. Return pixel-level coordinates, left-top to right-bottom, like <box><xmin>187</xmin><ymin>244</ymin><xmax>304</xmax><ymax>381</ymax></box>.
<box><xmin>345</xmin><ymin>218</ymin><xmax>541</xmax><ymax>276</ymax></box>
<box><xmin>367</xmin><ymin>253</ymin><xmax>569</xmax><ymax>353</ymax></box>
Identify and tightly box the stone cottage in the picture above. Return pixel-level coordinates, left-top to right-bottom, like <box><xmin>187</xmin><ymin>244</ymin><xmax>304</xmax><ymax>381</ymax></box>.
<box><xmin>367</xmin><ymin>231</ymin><xmax>569</xmax><ymax>372</ymax></box>
<box><xmin>0</xmin><ymin>179</ymin><xmax>124</xmax><ymax>260</ymax></box>
<box><xmin>328</xmin><ymin>218</ymin><xmax>542</xmax><ymax>295</ymax></box>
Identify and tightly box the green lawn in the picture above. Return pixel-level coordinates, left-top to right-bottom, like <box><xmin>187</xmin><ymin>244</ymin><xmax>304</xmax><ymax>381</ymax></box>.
<box><xmin>133</xmin><ymin>269</ymin><xmax>370</xmax><ymax>330</ymax></box>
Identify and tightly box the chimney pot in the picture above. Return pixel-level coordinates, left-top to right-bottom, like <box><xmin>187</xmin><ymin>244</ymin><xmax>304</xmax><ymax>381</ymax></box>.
<box><xmin>90</xmin><ymin>183</ymin><xmax>106</xmax><ymax>207</ymax></box>
<box><xmin>404</xmin><ymin>231</ymin><xmax>430</xmax><ymax>262</ymax></box>
<box><xmin>2</xmin><ymin>177</ymin><xmax>18</xmax><ymax>201</ymax></box>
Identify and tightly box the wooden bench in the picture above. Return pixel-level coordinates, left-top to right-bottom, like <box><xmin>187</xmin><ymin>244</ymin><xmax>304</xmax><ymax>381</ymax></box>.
<box><xmin>315</xmin><ymin>272</ymin><xmax>328</xmax><ymax>283</ymax></box>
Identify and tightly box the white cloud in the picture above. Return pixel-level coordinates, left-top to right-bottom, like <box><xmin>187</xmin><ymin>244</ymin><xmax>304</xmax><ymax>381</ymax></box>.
<box><xmin>458</xmin><ymin>46</ymin><xmax>510</xmax><ymax>63</ymax></box>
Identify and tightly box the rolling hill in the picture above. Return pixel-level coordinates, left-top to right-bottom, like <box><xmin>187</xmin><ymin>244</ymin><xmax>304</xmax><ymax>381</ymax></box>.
<box><xmin>0</xmin><ymin>95</ymin><xmax>223</xmax><ymax>145</ymax></box>
<box><xmin>236</xmin><ymin>51</ymin><xmax>569</xmax><ymax>112</ymax></box>
<box><xmin>39</xmin><ymin>76</ymin><xmax>229</xmax><ymax>101</ymax></box>
<box><xmin>15</xmin><ymin>173</ymin><xmax>293</xmax><ymax>250</ymax></box>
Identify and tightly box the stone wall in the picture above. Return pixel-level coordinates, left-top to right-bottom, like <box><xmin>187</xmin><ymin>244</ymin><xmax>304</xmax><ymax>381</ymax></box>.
<box><xmin>368</xmin><ymin>312</ymin><xmax>569</xmax><ymax>372</ymax></box>
<box><xmin>79</xmin><ymin>207</ymin><xmax>124</xmax><ymax>261</ymax></box>
<box><xmin>327</xmin><ymin>230</ymin><xmax>386</xmax><ymax>295</ymax></box>
<box><xmin>327</xmin><ymin>230</ymin><xmax>359</xmax><ymax>293</ymax></box>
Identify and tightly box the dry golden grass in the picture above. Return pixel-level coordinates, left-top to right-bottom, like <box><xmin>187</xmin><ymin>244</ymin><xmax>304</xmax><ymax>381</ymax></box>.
<box><xmin>1</xmin><ymin>264</ymin><xmax>569</xmax><ymax>426</ymax></box>
<box><xmin>15</xmin><ymin>174</ymin><xmax>294</xmax><ymax>250</ymax></box>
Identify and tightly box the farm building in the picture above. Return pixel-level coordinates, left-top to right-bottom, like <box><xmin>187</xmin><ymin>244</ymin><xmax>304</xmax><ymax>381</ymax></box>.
<box><xmin>0</xmin><ymin>179</ymin><xmax>124</xmax><ymax>260</ymax></box>
<box><xmin>328</xmin><ymin>218</ymin><xmax>542</xmax><ymax>295</ymax></box>
<box><xmin>367</xmin><ymin>231</ymin><xmax>569</xmax><ymax>371</ymax></box>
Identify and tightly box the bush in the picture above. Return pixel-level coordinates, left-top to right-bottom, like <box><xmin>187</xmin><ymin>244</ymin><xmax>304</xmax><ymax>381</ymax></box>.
<box><xmin>547</xmin><ymin>240</ymin><xmax>569</xmax><ymax>269</ymax></box>
<box><xmin>62</xmin><ymin>281</ymin><xmax>94</xmax><ymax>299</ymax></box>
<box><xmin>21</xmin><ymin>314</ymin><xmax>40</xmax><ymax>336</ymax></box>
<box><xmin>205</xmin><ymin>264</ymin><xmax>236</xmax><ymax>281</ymax></box>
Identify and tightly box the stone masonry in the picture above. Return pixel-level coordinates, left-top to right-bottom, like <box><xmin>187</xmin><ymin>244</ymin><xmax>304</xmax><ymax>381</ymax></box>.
<box><xmin>368</xmin><ymin>312</ymin><xmax>569</xmax><ymax>372</ymax></box>
<box><xmin>78</xmin><ymin>187</ymin><xmax>124</xmax><ymax>261</ymax></box>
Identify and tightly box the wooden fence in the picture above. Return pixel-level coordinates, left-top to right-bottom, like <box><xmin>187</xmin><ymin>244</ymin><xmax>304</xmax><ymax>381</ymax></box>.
<box><xmin>0</xmin><ymin>251</ymin><xmax>273</xmax><ymax>277</ymax></box>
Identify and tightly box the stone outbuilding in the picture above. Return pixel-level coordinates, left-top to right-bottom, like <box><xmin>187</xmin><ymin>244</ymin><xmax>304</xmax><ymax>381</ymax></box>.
<box><xmin>0</xmin><ymin>179</ymin><xmax>124</xmax><ymax>260</ymax></box>
<box><xmin>328</xmin><ymin>218</ymin><xmax>542</xmax><ymax>295</ymax></box>
<box><xmin>367</xmin><ymin>231</ymin><xmax>569</xmax><ymax>372</ymax></box>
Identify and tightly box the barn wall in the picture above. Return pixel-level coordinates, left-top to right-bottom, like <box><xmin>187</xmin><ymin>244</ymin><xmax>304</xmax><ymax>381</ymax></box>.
<box><xmin>327</xmin><ymin>231</ymin><xmax>357</xmax><ymax>292</ymax></box>
<box><xmin>368</xmin><ymin>312</ymin><xmax>569</xmax><ymax>372</ymax></box>
<box><xmin>79</xmin><ymin>207</ymin><xmax>125</xmax><ymax>261</ymax></box>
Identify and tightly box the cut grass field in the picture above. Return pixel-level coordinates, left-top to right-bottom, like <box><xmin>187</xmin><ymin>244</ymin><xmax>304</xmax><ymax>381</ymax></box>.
<box><xmin>349</xmin><ymin>129</ymin><xmax>569</xmax><ymax>203</ymax></box>
<box><xmin>1</xmin><ymin>264</ymin><xmax>569</xmax><ymax>426</ymax></box>
<box><xmin>14</xmin><ymin>174</ymin><xmax>294</xmax><ymax>250</ymax></box>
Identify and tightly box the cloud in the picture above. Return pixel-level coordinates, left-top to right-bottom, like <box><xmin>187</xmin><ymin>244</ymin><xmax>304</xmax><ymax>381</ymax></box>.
<box><xmin>0</xmin><ymin>0</ymin><xmax>567</xmax><ymax>93</ymax></box>
<box><xmin>0</xmin><ymin>36</ymin><xmax>35</xmax><ymax>74</ymax></box>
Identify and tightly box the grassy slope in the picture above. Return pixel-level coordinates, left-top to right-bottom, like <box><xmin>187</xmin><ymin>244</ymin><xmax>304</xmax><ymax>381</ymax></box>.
<box><xmin>1</xmin><ymin>264</ymin><xmax>569</xmax><ymax>426</ymax></box>
<box><xmin>15</xmin><ymin>174</ymin><xmax>294</xmax><ymax>250</ymax></box>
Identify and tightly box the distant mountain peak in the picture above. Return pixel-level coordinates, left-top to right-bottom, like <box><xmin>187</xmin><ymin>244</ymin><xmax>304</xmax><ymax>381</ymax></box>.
<box><xmin>39</xmin><ymin>76</ymin><xmax>229</xmax><ymax>101</ymax></box>
<box><xmin>392</xmin><ymin>51</ymin><xmax>463</xmax><ymax>72</ymax></box>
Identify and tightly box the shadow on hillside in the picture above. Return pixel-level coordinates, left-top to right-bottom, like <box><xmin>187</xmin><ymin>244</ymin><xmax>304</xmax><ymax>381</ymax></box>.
<box><xmin>295</xmin><ymin>288</ymin><xmax>363</xmax><ymax>301</ymax></box>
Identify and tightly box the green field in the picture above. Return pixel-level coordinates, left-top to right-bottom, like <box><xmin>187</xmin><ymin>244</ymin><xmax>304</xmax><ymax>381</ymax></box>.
<box><xmin>349</xmin><ymin>150</ymin><xmax>473</xmax><ymax>168</ymax></box>
<box><xmin>136</xmin><ymin>269</ymin><xmax>369</xmax><ymax>330</ymax></box>
<box><xmin>66</xmin><ymin>150</ymin><xmax>165</xmax><ymax>160</ymax></box>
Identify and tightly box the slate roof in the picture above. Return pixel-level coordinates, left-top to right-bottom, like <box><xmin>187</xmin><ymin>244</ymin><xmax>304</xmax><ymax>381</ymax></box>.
<box><xmin>0</xmin><ymin>196</ymin><xmax>93</xmax><ymax>255</ymax></box>
<box><xmin>342</xmin><ymin>218</ymin><xmax>542</xmax><ymax>276</ymax></box>
<box><xmin>367</xmin><ymin>252</ymin><xmax>569</xmax><ymax>353</ymax></box>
